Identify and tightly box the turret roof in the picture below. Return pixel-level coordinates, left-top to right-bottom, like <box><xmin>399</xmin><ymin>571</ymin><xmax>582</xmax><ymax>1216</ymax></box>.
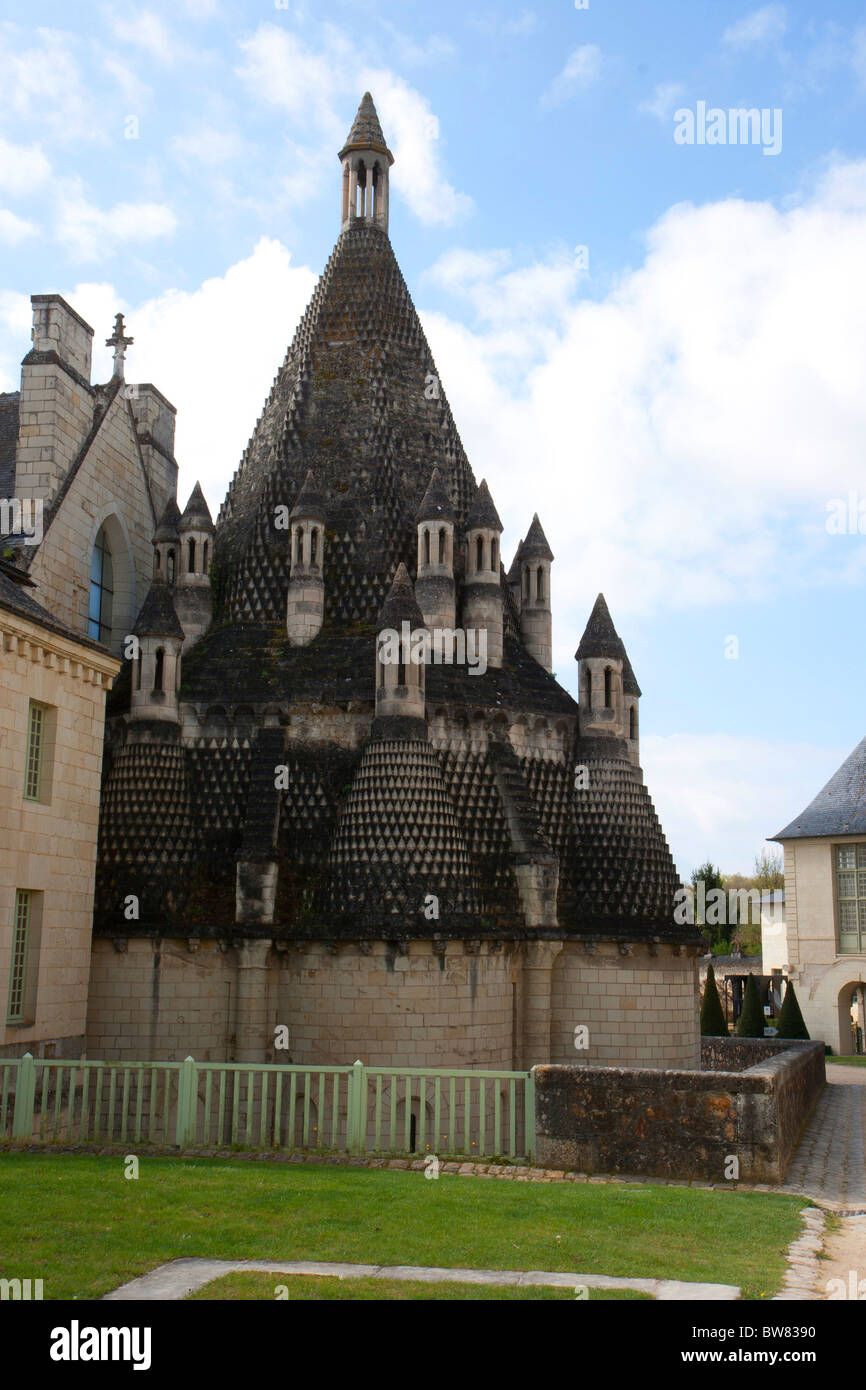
<box><xmin>338</xmin><ymin>92</ymin><xmax>394</xmax><ymax>162</ymax></box>
<box><xmin>466</xmin><ymin>479</ymin><xmax>503</xmax><ymax>532</ymax></box>
<box><xmin>521</xmin><ymin>513</ymin><xmax>554</xmax><ymax>561</ymax></box>
<box><xmin>575</xmin><ymin>593</ymin><xmax>627</xmax><ymax>662</ymax></box>
<box><xmin>179</xmin><ymin>482</ymin><xmax>214</xmax><ymax>533</ymax></box>
<box><xmin>377</xmin><ymin>562</ymin><xmax>426</xmax><ymax>631</ymax></box>
<box><xmin>132</xmin><ymin>580</ymin><xmax>185</xmax><ymax>639</ymax></box>
<box><xmin>154</xmin><ymin>497</ymin><xmax>181</xmax><ymax>543</ymax></box>
<box><xmin>290</xmin><ymin>469</ymin><xmax>327</xmax><ymax>521</ymax></box>
<box><xmin>416</xmin><ymin>465</ymin><xmax>454</xmax><ymax>523</ymax></box>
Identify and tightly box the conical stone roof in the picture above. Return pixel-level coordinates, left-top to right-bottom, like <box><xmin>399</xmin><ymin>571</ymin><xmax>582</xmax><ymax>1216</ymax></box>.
<box><xmin>339</xmin><ymin>92</ymin><xmax>394</xmax><ymax>161</ymax></box>
<box><xmin>132</xmin><ymin>580</ymin><xmax>185</xmax><ymax>639</ymax></box>
<box><xmin>154</xmin><ymin>498</ymin><xmax>181</xmax><ymax>543</ymax></box>
<box><xmin>575</xmin><ymin>593</ymin><xmax>627</xmax><ymax>661</ymax></box>
<box><xmin>521</xmin><ymin>513</ymin><xmax>553</xmax><ymax>561</ymax></box>
<box><xmin>466</xmin><ymin>478</ymin><xmax>503</xmax><ymax>532</ymax></box>
<box><xmin>377</xmin><ymin>562</ymin><xmax>425</xmax><ymax>631</ymax></box>
<box><xmin>416</xmin><ymin>465</ymin><xmax>454</xmax><ymax>523</ymax></box>
<box><xmin>180</xmin><ymin>482</ymin><xmax>214</xmax><ymax>533</ymax></box>
<box><xmin>214</xmin><ymin>220</ymin><xmax>477</xmax><ymax>627</ymax></box>
<box><xmin>290</xmin><ymin>469</ymin><xmax>327</xmax><ymax>521</ymax></box>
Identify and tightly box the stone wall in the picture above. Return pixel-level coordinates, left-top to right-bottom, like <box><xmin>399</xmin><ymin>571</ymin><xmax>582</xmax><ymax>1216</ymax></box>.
<box><xmin>550</xmin><ymin>940</ymin><xmax>700</xmax><ymax>1069</ymax></box>
<box><xmin>0</xmin><ymin>608</ymin><xmax>118</xmax><ymax>1058</ymax></box>
<box><xmin>534</xmin><ymin>1039</ymin><xmax>825</xmax><ymax>1183</ymax></box>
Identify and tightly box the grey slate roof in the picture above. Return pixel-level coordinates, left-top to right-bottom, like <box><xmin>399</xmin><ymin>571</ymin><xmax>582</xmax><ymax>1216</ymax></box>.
<box><xmin>132</xmin><ymin>581</ymin><xmax>185</xmax><ymax>639</ymax></box>
<box><xmin>507</xmin><ymin>540</ymin><xmax>523</xmax><ymax>583</ymax></box>
<box><xmin>466</xmin><ymin>478</ymin><xmax>503</xmax><ymax>532</ymax></box>
<box><xmin>575</xmin><ymin>593</ymin><xmax>628</xmax><ymax>661</ymax></box>
<box><xmin>0</xmin><ymin>391</ymin><xmax>20</xmax><ymax>499</ymax></box>
<box><xmin>772</xmin><ymin>736</ymin><xmax>866</xmax><ymax>839</ymax></box>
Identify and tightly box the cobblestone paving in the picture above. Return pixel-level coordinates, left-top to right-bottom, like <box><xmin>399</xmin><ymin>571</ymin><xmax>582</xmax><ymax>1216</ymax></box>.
<box><xmin>779</xmin><ymin>1065</ymin><xmax>866</xmax><ymax>1211</ymax></box>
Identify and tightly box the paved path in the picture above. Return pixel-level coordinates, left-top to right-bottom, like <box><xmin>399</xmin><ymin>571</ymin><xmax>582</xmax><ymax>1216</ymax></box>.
<box><xmin>779</xmin><ymin>1065</ymin><xmax>866</xmax><ymax>1211</ymax></box>
<box><xmin>103</xmin><ymin>1256</ymin><xmax>739</xmax><ymax>1302</ymax></box>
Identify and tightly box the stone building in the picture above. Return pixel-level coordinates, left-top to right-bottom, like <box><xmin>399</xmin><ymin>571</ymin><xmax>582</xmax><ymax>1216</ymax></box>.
<box><xmin>0</xmin><ymin>295</ymin><xmax>185</xmax><ymax>1057</ymax></box>
<box><xmin>772</xmin><ymin>738</ymin><xmax>866</xmax><ymax>1053</ymax></box>
<box><xmin>81</xmin><ymin>94</ymin><xmax>702</xmax><ymax>1070</ymax></box>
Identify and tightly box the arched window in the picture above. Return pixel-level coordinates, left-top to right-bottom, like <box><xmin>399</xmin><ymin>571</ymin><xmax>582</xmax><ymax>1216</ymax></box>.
<box><xmin>424</xmin><ymin>529</ymin><xmax>430</xmax><ymax>566</ymax></box>
<box><xmin>202</xmin><ymin>540</ymin><xmax>209</xmax><ymax>573</ymax></box>
<box><xmin>311</xmin><ymin>528</ymin><xmax>318</xmax><ymax>567</ymax></box>
<box><xmin>476</xmin><ymin>535</ymin><xmax>484</xmax><ymax>572</ymax></box>
<box><xmin>438</xmin><ymin>528</ymin><xmax>446</xmax><ymax>564</ymax></box>
<box><xmin>294</xmin><ymin>528</ymin><xmax>302</xmax><ymax>566</ymax></box>
<box><xmin>523</xmin><ymin>567</ymin><xmax>530</xmax><ymax>599</ymax></box>
<box><xmin>88</xmin><ymin>525</ymin><xmax>114</xmax><ymax>643</ymax></box>
<box><xmin>585</xmin><ymin>669</ymin><xmax>592</xmax><ymax>709</ymax></box>
<box><xmin>135</xmin><ymin>654</ymin><xmax>142</xmax><ymax>690</ymax></box>
<box><xmin>154</xmin><ymin>647</ymin><xmax>165</xmax><ymax>693</ymax></box>
<box><xmin>629</xmin><ymin>706</ymin><xmax>636</xmax><ymax>739</ymax></box>
<box><xmin>491</xmin><ymin>538</ymin><xmax>498</xmax><ymax>572</ymax></box>
<box><xmin>604</xmin><ymin>667</ymin><xmax>612</xmax><ymax>708</ymax></box>
<box><xmin>536</xmin><ymin>566</ymin><xmax>544</xmax><ymax>601</ymax></box>
<box><xmin>187</xmin><ymin>538</ymin><xmax>196</xmax><ymax>575</ymax></box>
<box><xmin>167</xmin><ymin>548</ymin><xmax>175</xmax><ymax>585</ymax></box>
<box><xmin>397</xmin><ymin>658</ymin><xmax>406</xmax><ymax>687</ymax></box>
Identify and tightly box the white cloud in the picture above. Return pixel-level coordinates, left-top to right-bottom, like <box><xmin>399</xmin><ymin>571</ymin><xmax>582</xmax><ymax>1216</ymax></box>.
<box><xmin>169</xmin><ymin>126</ymin><xmax>243</xmax><ymax>166</ymax></box>
<box><xmin>55</xmin><ymin>181</ymin><xmax>177</xmax><ymax>260</ymax></box>
<box><xmin>0</xmin><ymin>25</ymin><xmax>94</xmax><ymax>142</ymax></box>
<box><xmin>540</xmin><ymin>44</ymin><xmax>603</xmax><ymax>109</ymax></box>
<box><xmin>0</xmin><ymin>210</ymin><xmax>36</xmax><ymax>244</ymax></box>
<box><xmin>639</xmin><ymin>82</ymin><xmax>686</xmax><ymax>124</ymax></box>
<box><xmin>641</xmin><ymin>733</ymin><xmax>847</xmax><ymax>880</ymax></box>
<box><xmin>61</xmin><ymin>239</ymin><xmax>318</xmax><ymax>513</ymax></box>
<box><xmin>505</xmin><ymin>10</ymin><xmax>537</xmax><ymax>37</ymax></box>
<box><xmin>236</xmin><ymin>25</ymin><xmax>472</xmax><ymax>227</ymax></box>
<box><xmin>413</xmin><ymin>157</ymin><xmax>866</xmax><ymax>641</ymax></box>
<box><xmin>722</xmin><ymin>5</ymin><xmax>787</xmax><ymax>47</ymax></box>
<box><xmin>0</xmin><ymin>136</ymin><xmax>52</xmax><ymax>196</ymax></box>
<box><xmin>107</xmin><ymin>10</ymin><xmax>177</xmax><ymax>64</ymax></box>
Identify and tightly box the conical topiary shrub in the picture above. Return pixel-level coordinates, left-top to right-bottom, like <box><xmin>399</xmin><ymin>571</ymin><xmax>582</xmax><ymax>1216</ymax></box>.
<box><xmin>736</xmin><ymin>973</ymin><xmax>765</xmax><ymax>1037</ymax></box>
<box><xmin>776</xmin><ymin>980</ymin><xmax>810</xmax><ymax>1040</ymax></box>
<box><xmin>701</xmin><ymin>963</ymin><xmax>728</xmax><ymax>1036</ymax></box>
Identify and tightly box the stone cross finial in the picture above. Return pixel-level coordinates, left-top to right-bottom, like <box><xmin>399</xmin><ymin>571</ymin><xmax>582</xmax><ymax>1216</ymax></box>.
<box><xmin>106</xmin><ymin>312</ymin><xmax>134</xmax><ymax>380</ymax></box>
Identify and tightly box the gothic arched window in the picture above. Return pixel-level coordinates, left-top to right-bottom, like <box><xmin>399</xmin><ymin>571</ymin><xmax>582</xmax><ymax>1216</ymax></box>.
<box><xmin>438</xmin><ymin>528</ymin><xmax>446</xmax><ymax>564</ymax></box>
<box><xmin>188</xmin><ymin>538</ymin><xmax>196</xmax><ymax>574</ymax></box>
<box><xmin>88</xmin><ymin>525</ymin><xmax>114</xmax><ymax>643</ymax></box>
<box><xmin>476</xmin><ymin>536</ymin><xmax>484</xmax><ymax>572</ymax></box>
<box><xmin>604</xmin><ymin>667</ymin><xmax>612</xmax><ymax>708</ymax></box>
<box><xmin>491</xmin><ymin>538</ymin><xmax>498</xmax><ymax>572</ymax></box>
<box><xmin>167</xmin><ymin>548</ymin><xmax>176</xmax><ymax>585</ymax></box>
<box><xmin>154</xmin><ymin>647</ymin><xmax>165</xmax><ymax>693</ymax></box>
<box><xmin>629</xmin><ymin>706</ymin><xmax>636</xmax><ymax>739</ymax></box>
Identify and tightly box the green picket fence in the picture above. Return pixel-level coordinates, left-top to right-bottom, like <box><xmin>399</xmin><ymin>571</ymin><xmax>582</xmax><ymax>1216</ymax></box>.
<box><xmin>1</xmin><ymin>1055</ymin><xmax>535</xmax><ymax>1161</ymax></box>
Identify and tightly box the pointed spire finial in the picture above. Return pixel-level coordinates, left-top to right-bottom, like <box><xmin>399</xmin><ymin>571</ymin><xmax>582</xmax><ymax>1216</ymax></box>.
<box><xmin>106</xmin><ymin>312</ymin><xmax>133</xmax><ymax>381</ymax></box>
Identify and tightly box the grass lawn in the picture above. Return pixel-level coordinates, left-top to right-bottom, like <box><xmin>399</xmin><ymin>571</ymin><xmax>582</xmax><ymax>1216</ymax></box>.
<box><xmin>0</xmin><ymin>1153</ymin><xmax>806</xmax><ymax>1301</ymax></box>
<box><xmin>827</xmin><ymin>1056</ymin><xmax>866</xmax><ymax>1067</ymax></box>
<box><xmin>188</xmin><ymin>1273</ymin><xmax>650</xmax><ymax>1300</ymax></box>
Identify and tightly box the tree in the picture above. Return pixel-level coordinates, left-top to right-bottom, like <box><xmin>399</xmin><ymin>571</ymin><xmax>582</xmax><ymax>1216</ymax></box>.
<box><xmin>690</xmin><ymin>860</ymin><xmax>727</xmax><ymax>949</ymax></box>
<box><xmin>701</xmin><ymin>963</ymin><xmax>728</xmax><ymax>1037</ymax></box>
<box><xmin>736</xmin><ymin>973</ymin><xmax>766</xmax><ymax>1037</ymax></box>
<box><xmin>776</xmin><ymin>980</ymin><xmax>809</xmax><ymax>1040</ymax></box>
<box><xmin>753</xmin><ymin>849</ymin><xmax>784</xmax><ymax>891</ymax></box>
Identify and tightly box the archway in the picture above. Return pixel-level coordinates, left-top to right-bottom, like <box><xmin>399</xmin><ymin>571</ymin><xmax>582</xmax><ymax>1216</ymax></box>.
<box><xmin>837</xmin><ymin>980</ymin><xmax>866</xmax><ymax>1056</ymax></box>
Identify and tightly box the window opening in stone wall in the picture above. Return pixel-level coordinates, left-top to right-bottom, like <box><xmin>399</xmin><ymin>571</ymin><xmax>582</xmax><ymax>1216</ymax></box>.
<box><xmin>88</xmin><ymin>525</ymin><xmax>114</xmax><ymax>643</ymax></box>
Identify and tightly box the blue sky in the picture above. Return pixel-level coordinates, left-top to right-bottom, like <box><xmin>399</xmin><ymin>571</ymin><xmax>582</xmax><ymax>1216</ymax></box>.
<box><xmin>2</xmin><ymin>0</ymin><xmax>866</xmax><ymax>877</ymax></box>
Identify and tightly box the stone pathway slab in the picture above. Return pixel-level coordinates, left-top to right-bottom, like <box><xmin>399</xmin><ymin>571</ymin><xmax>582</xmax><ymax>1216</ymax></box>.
<box><xmin>102</xmin><ymin>1256</ymin><xmax>739</xmax><ymax>1302</ymax></box>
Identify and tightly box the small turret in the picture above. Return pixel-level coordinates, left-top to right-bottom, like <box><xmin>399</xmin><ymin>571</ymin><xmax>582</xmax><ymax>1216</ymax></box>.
<box><xmin>462</xmin><ymin>479</ymin><xmax>504</xmax><ymax>669</ymax></box>
<box><xmin>286</xmin><ymin>470</ymin><xmax>326</xmax><ymax>646</ymax></box>
<box><xmin>153</xmin><ymin>498</ymin><xmax>180</xmax><ymax>585</ymax></box>
<box><xmin>175</xmin><ymin>482</ymin><xmax>214</xmax><ymax>649</ymax></box>
<box><xmin>374</xmin><ymin>563</ymin><xmax>427</xmax><ymax>739</ymax></box>
<box><xmin>519</xmin><ymin>514</ymin><xmax>554</xmax><ymax>672</ymax></box>
<box><xmin>415</xmin><ymin>466</ymin><xmax>455</xmax><ymax>631</ymax></box>
<box><xmin>130</xmin><ymin>580</ymin><xmax>184</xmax><ymax>722</ymax></box>
<box><xmin>575</xmin><ymin>593</ymin><xmax>629</xmax><ymax>744</ymax></box>
<box><xmin>339</xmin><ymin>92</ymin><xmax>395</xmax><ymax>235</ymax></box>
<box><xmin>507</xmin><ymin>540</ymin><xmax>524</xmax><ymax>614</ymax></box>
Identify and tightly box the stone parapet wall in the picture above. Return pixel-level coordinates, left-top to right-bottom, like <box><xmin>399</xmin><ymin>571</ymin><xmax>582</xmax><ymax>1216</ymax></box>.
<box><xmin>535</xmin><ymin>1039</ymin><xmax>825</xmax><ymax>1183</ymax></box>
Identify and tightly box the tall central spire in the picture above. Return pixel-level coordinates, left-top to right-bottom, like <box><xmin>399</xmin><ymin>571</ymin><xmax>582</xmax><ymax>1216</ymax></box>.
<box><xmin>338</xmin><ymin>92</ymin><xmax>394</xmax><ymax>234</ymax></box>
